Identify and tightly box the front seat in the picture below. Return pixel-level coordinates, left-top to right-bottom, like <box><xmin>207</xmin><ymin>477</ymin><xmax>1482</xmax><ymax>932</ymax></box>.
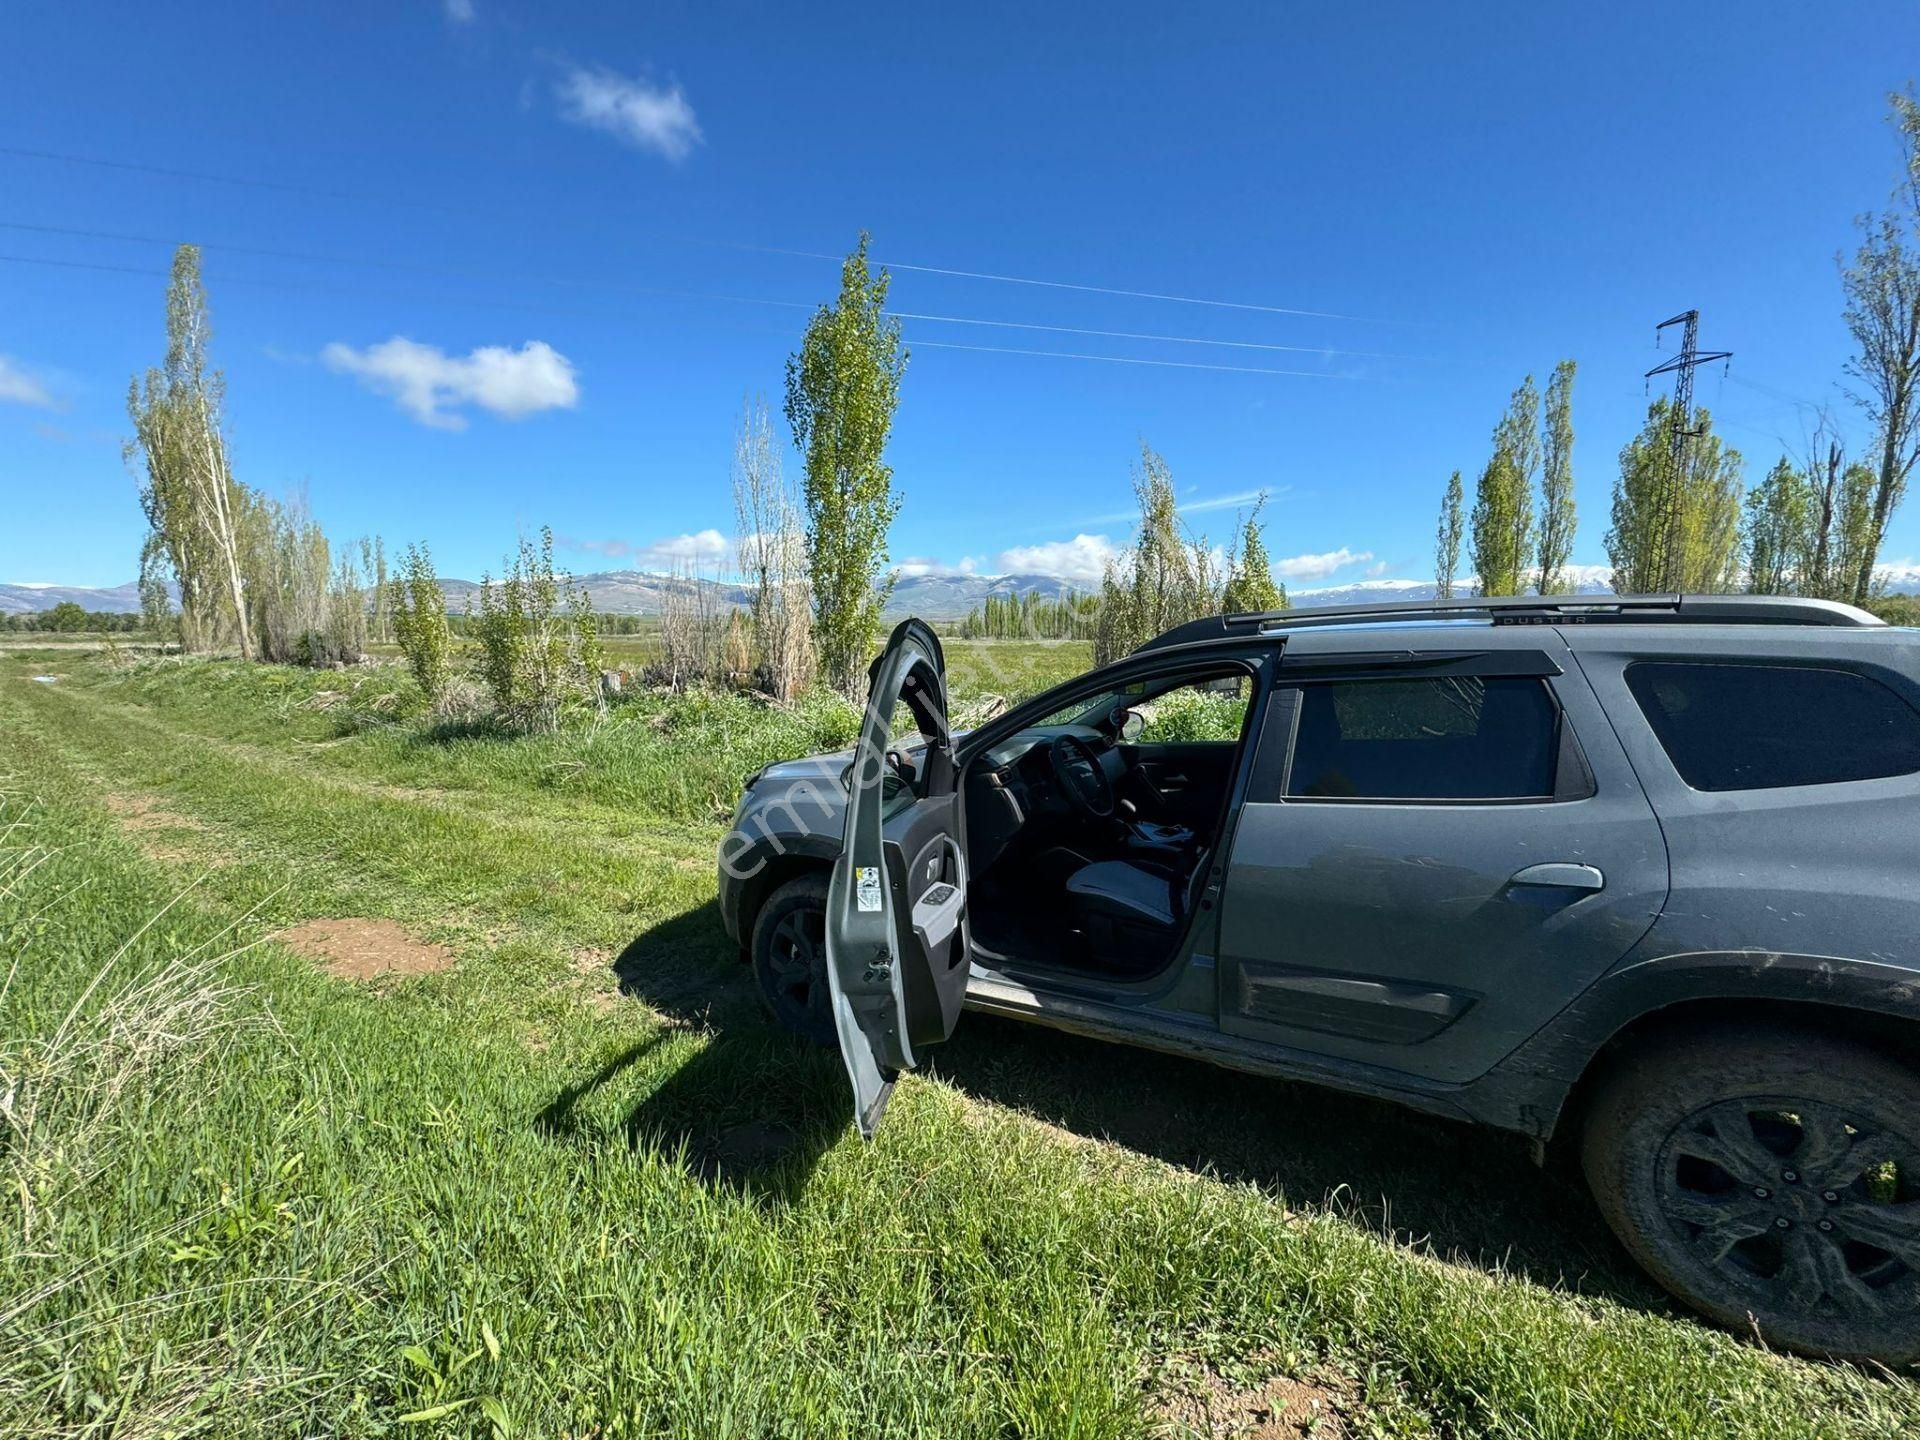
<box><xmin>1065</xmin><ymin>849</ymin><xmax>1209</xmax><ymax>973</ymax></box>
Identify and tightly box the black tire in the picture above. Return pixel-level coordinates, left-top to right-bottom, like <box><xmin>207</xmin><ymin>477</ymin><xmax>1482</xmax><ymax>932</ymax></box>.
<box><xmin>750</xmin><ymin>874</ymin><xmax>837</xmax><ymax>1049</ymax></box>
<box><xmin>1581</xmin><ymin>1023</ymin><xmax>1920</xmax><ymax>1366</ymax></box>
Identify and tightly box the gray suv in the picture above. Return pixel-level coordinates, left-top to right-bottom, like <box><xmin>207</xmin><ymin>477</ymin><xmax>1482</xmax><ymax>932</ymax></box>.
<box><xmin>716</xmin><ymin>595</ymin><xmax>1920</xmax><ymax>1364</ymax></box>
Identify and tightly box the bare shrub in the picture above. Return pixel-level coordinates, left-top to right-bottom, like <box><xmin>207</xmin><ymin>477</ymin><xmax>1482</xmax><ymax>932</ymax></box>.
<box><xmin>732</xmin><ymin>394</ymin><xmax>815</xmax><ymax>701</ymax></box>
<box><xmin>243</xmin><ymin>490</ymin><xmax>371</xmax><ymax>667</ymax></box>
<box><xmin>658</xmin><ymin>557</ymin><xmax>731</xmax><ymax>690</ymax></box>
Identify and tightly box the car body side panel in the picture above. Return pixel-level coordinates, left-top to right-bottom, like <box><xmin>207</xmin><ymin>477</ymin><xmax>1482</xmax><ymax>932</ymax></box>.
<box><xmin>1217</xmin><ymin>634</ymin><xmax>1671</xmax><ymax>1084</ymax></box>
<box><xmin>1567</xmin><ymin>629</ymin><xmax>1920</xmax><ymax>978</ymax></box>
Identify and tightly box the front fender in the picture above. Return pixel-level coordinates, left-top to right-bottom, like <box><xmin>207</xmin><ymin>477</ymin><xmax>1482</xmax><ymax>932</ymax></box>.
<box><xmin>716</xmin><ymin>824</ymin><xmax>841</xmax><ymax>946</ymax></box>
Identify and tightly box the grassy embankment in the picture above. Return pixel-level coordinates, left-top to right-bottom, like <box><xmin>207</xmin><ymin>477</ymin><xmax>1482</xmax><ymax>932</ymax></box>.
<box><xmin>2</xmin><ymin>642</ymin><xmax>1916</xmax><ymax>1438</ymax></box>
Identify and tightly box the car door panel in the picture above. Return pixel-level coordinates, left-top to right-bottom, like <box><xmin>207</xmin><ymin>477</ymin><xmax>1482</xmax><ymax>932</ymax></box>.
<box><xmin>826</xmin><ymin>619</ymin><xmax>971</xmax><ymax>1138</ymax></box>
<box><xmin>1218</xmin><ymin>640</ymin><xmax>1670</xmax><ymax>1084</ymax></box>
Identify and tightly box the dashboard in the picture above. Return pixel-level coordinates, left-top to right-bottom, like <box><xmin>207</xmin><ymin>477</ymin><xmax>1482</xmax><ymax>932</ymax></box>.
<box><xmin>966</xmin><ymin>723</ymin><xmax>1124</xmax><ymax>871</ymax></box>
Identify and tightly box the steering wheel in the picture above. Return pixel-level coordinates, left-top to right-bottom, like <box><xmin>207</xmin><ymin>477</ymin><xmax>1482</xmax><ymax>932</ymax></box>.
<box><xmin>1048</xmin><ymin>733</ymin><xmax>1116</xmax><ymax>819</ymax></box>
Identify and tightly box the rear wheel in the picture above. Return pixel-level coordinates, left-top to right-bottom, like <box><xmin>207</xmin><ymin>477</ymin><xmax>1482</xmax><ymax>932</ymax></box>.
<box><xmin>1581</xmin><ymin>1024</ymin><xmax>1920</xmax><ymax>1365</ymax></box>
<box><xmin>750</xmin><ymin>874</ymin><xmax>836</xmax><ymax>1048</ymax></box>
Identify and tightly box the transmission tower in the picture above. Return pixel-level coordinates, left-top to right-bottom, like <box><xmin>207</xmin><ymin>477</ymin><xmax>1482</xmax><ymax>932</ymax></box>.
<box><xmin>1644</xmin><ymin>310</ymin><xmax>1733</xmax><ymax>591</ymax></box>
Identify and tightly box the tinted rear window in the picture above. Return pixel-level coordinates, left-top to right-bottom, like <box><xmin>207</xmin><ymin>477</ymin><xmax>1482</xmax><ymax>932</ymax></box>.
<box><xmin>1287</xmin><ymin>676</ymin><xmax>1560</xmax><ymax>800</ymax></box>
<box><xmin>1625</xmin><ymin>662</ymin><xmax>1920</xmax><ymax>791</ymax></box>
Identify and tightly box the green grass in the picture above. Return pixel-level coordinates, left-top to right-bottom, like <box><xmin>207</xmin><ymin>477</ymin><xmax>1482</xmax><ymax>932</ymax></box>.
<box><xmin>2</xmin><ymin>648</ymin><xmax>1916</xmax><ymax>1438</ymax></box>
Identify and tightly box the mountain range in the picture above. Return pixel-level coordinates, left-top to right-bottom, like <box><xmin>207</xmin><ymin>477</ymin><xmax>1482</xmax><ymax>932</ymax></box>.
<box><xmin>8</xmin><ymin>565</ymin><xmax>1916</xmax><ymax>620</ymax></box>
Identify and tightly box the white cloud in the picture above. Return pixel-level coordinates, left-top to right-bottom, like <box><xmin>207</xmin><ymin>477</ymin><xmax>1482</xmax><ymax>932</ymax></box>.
<box><xmin>554</xmin><ymin>63</ymin><xmax>702</xmax><ymax>162</ymax></box>
<box><xmin>321</xmin><ymin>337</ymin><xmax>578</xmax><ymax>429</ymax></box>
<box><xmin>1272</xmin><ymin>547</ymin><xmax>1373</xmax><ymax>582</ymax></box>
<box><xmin>894</xmin><ymin>556</ymin><xmax>981</xmax><ymax>579</ymax></box>
<box><xmin>563</xmin><ymin>529</ymin><xmax>730</xmax><ymax>572</ymax></box>
<box><xmin>0</xmin><ymin>355</ymin><xmax>56</xmax><ymax>409</ymax></box>
<box><xmin>995</xmin><ymin>534</ymin><xmax>1119</xmax><ymax>586</ymax></box>
<box><xmin>1078</xmin><ymin>486</ymin><xmax>1286</xmax><ymax>527</ymax></box>
<box><xmin>443</xmin><ymin>0</ymin><xmax>475</xmax><ymax>20</ymax></box>
<box><xmin>1179</xmin><ymin>487</ymin><xmax>1278</xmax><ymax>516</ymax></box>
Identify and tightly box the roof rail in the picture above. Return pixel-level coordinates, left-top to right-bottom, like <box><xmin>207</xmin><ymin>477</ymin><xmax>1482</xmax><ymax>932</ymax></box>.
<box><xmin>1133</xmin><ymin>593</ymin><xmax>1884</xmax><ymax>653</ymax></box>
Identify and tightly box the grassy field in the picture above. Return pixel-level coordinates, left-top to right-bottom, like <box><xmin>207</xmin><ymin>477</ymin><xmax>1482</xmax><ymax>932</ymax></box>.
<box><xmin>3</xmin><ymin>643</ymin><xmax>1916</xmax><ymax>1438</ymax></box>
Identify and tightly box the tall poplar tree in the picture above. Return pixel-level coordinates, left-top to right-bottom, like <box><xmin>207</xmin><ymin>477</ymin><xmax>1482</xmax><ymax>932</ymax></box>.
<box><xmin>1469</xmin><ymin>376</ymin><xmax>1540</xmax><ymax>595</ymax></box>
<box><xmin>1744</xmin><ymin>457</ymin><xmax>1813</xmax><ymax>595</ymax></box>
<box><xmin>785</xmin><ymin>234</ymin><xmax>907</xmax><ymax>693</ymax></box>
<box><xmin>1536</xmin><ymin>360</ymin><xmax>1578</xmax><ymax>593</ymax></box>
<box><xmin>1839</xmin><ymin>91</ymin><xmax>1920</xmax><ymax>603</ymax></box>
<box><xmin>1434</xmin><ymin>470</ymin><xmax>1464</xmax><ymax>599</ymax></box>
<box><xmin>127</xmin><ymin>245</ymin><xmax>254</xmax><ymax>657</ymax></box>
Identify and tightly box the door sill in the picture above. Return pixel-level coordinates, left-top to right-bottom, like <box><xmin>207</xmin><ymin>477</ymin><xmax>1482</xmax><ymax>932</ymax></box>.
<box><xmin>962</xmin><ymin>974</ymin><xmax>1477</xmax><ymax>1125</ymax></box>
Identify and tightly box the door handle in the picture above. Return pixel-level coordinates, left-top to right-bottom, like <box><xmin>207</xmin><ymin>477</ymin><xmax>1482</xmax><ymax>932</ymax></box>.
<box><xmin>1508</xmin><ymin>862</ymin><xmax>1604</xmax><ymax>892</ymax></box>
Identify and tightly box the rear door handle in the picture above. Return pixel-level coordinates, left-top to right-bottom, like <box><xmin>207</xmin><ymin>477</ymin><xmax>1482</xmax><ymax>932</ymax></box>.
<box><xmin>1508</xmin><ymin>862</ymin><xmax>1604</xmax><ymax>892</ymax></box>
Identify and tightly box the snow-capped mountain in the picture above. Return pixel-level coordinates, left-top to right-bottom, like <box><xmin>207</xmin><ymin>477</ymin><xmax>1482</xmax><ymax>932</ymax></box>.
<box><xmin>9</xmin><ymin>562</ymin><xmax>1915</xmax><ymax>622</ymax></box>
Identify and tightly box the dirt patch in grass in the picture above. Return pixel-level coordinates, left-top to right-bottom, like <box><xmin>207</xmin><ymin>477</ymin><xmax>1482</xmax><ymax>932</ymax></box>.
<box><xmin>278</xmin><ymin>917</ymin><xmax>455</xmax><ymax>982</ymax></box>
<box><xmin>104</xmin><ymin>791</ymin><xmax>224</xmax><ymax>864</ymax></box>
<box><xmin>1150</xmin><ymin>1356</ymin><xmax>1351</xmax><ymax>1438</ymax></box>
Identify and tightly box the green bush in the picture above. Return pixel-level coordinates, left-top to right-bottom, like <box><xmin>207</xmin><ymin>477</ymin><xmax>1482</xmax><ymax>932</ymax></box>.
<box><xmin>473</xmin><ymin>528</ymin><xmax>605</xmax><ymax>732</ymax></box>
<box><xmin>1136</xmin><ymin>684</ymin><xmax>1248</xmax><ymax>743</ymax></box>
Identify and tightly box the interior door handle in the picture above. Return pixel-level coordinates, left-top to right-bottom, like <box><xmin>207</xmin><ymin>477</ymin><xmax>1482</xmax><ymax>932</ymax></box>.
<box><xmin>1508</xmin><ymin>862</ymin><xmax>1605</xmax><ymax>892</ymax></box>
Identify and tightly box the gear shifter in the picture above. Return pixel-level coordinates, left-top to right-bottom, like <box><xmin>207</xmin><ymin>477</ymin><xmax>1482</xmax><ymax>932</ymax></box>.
<box><xmin>1115</xmin><ymin>796</ymin><xmax>1195</xmax><ymax>861</ymax></box>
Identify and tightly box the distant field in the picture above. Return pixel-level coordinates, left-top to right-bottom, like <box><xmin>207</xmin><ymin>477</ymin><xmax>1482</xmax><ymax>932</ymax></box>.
<box><xmin>2</xmin><ymin>649</ymin><xmax>1915</xmax><ymax>1437</ymax></box>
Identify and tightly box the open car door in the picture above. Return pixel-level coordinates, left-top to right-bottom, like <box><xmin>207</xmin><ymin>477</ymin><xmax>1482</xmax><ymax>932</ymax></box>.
<box><xmin>826</xmin><ymin>618</ymin><xmax>972</xmax><ymax>1139</ymax></box>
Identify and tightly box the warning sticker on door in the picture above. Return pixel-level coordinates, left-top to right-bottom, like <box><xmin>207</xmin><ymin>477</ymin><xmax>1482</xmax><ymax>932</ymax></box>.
<box><xmin>855</xmin><ymin>866</ymin><xmax>883</xmax><ymax>912</ymax></box>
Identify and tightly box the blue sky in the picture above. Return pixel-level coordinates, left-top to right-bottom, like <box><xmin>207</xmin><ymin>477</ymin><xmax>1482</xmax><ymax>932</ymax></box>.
<box><xmin>3</xmin><ymin>1</ymin><xmax>1917</xmax><ymax>591</ymax></box>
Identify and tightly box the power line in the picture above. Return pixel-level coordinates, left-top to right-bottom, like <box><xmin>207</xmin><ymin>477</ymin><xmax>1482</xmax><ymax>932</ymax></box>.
<box><xmin>906</xmin><ymin>338</ymin><xmax>1363</xmax><ymax>378</ymax></box>
<box><xmin>0</xmin><ymin>253</ymin><xmax>1378</xmax><ymax>380</ymax></box>
<box><xmin>887</xmin><ymin>308</ymin><xmax>1410</xmax><ymax>358</ymax></box>
<box><xmin>0</xmin><ymin>223</ymin><xmax>817</xmax><ymax>314</ymax></box>
<box><xmin>863</xmin><ymin>259</ymin><xmax>1370</xmax><ymax>321</ymax></box>
<box><xmin>4</xmin><ymin>218</ymin><xmax>1415</xmax><ymax>358</ymax></box>
<box><xmin>1722</xmin><ymin>370</ymin><xmax>1830</xmax><ymax>414</ymax></box>
<box><xmin>0</xmin><ymin>144</ymin><xmax>1397</xmax><ymax>324</ymax></box>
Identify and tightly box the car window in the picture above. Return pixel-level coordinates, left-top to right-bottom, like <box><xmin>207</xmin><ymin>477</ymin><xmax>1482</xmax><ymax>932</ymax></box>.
<box><xmin>1286</xmin><ymin>676</ymin><xmax>1559</xmax><ymax>800</ymax></box>
<box><xmin>1625</xmin><ymin>662</ymin><xmax>1920</xmax><ymax>791</ymax></box>
<box><xmin>1134</xmin><ymin>674</ymin><xmax>1250</xmax><ymax>742</ymax></box>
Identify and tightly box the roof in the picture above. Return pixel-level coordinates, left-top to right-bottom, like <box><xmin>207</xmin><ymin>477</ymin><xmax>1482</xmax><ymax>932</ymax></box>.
<box><xmin>1133</xmin><ymin>594</ymin><xmax>1885</xmax><ymax>654</ymax></box>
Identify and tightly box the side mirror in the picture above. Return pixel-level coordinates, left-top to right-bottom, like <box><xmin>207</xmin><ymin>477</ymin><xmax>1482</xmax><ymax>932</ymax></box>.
<box><xmin>1115</xmin><ymin>708</ymin><xmax>1145</xmax><ymax>743</ymax></box>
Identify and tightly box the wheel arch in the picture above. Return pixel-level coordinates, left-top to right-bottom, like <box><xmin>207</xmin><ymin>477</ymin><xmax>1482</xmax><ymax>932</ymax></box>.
<box><xmin>1556</xmin><ymin>994</ymin><xmax>1920</xmax><ymax>1151</ymax></box>
<box><xmin>1477</xmin><ymin>950</ymin><xmax>1920</xmax><ymax>1149</ymax></box>
<box><xmin>735</xmin><ymin>849</ymin><xmax>834</xmax><ymax>958</ymax></box>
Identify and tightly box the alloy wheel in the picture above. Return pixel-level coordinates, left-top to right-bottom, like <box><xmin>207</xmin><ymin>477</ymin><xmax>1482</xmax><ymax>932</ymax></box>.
<box><xmin>1655</xmin><ymin>1095</ymin><xmax>1919</xmax><ymax>1328</ymax></box>
<box><xmin>764</xmin><ymin>905</ymin><xmax>833</xmax><ymax>1040</ymax></box>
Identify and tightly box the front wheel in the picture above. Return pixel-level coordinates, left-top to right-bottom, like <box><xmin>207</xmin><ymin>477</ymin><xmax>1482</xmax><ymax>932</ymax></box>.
<box><xmin>1581</xmin><ymin>1024</ymin><xmax>1920</xmax><ymax>1366</ymax></box>
<box><xmin>750</xmin><ymin>874</ymin><xmax>837</xmax><ymax>1049</ymax></box>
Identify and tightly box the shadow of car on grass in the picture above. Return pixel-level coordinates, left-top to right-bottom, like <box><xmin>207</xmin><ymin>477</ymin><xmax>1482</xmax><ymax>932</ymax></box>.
<box><xmin>546</xmin><ymin>897</ymin><xmax>1666</xmax><ymax>1313</ymax></box>
<box><xmin>535</xmin><ymin>900</ymin><xmax>850</xmax><ymax>1206</ymax></box>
